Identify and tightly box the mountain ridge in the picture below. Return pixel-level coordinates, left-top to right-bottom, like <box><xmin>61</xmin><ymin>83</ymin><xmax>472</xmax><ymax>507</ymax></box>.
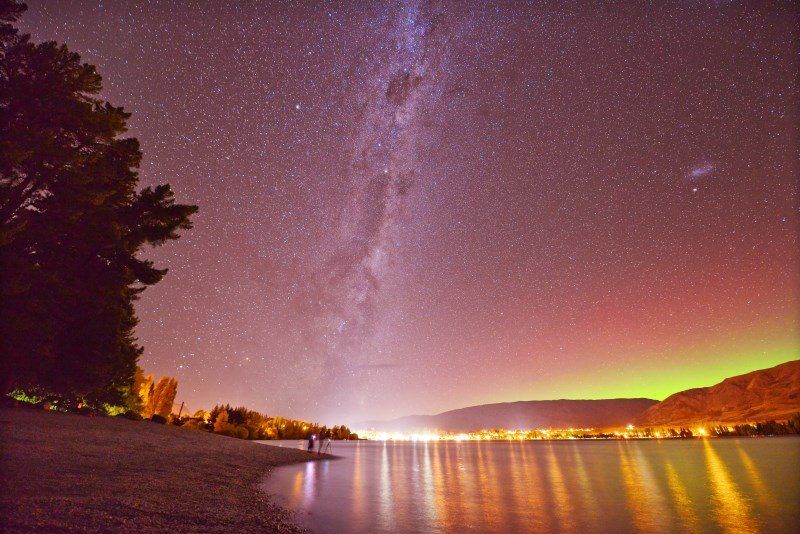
<box><xmin>356</xmin><ymin>360</ymin><xmax>800</xmax><ymax>432</ymax></box>
<box><xmin>355</xmin><ymin>398</ymin><xmax>659</xmax><ymax>432</ymax></box>
<box><xmin>635</xmin><ymin>359</ymin><xmax>800</xmax><ymax>427</ymax></box>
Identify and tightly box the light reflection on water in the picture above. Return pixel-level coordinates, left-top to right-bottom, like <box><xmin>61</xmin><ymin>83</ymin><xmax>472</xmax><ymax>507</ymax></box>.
<box><xmin>664</xmin><ymin>460</ymin><xmax>701</xmax><ymax>532</ymax></box>
<box><xmin>702</xmin><ymin>438</ymin><xmax>757</xmax><ymax>533</ymax></box>
<box><xmin>260</xmin><ymin>438</ymin><xmax>800</xmax><ymax>533</ymax></box>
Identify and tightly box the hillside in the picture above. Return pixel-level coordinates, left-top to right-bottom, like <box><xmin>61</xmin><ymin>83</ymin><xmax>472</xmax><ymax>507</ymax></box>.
<box><xmin>636</xmin><ymin>360</ymin><xmax>800</xmax><ymax>427</ymax></box>
<box><xmin>356</xmin><ymin>398</ymin><xmax>658</xmax><ymax>432</ymax></box>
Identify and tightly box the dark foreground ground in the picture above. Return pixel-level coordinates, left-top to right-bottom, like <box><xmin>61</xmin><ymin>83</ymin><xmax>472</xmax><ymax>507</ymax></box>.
<box><xmin>0</xmin><ymin>406</ymin><xmax>328</xmax><ymax>532</ymax></box>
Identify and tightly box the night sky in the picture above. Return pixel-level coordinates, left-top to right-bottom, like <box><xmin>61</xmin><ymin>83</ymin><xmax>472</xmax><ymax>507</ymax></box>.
<box><xmin>21</xmin><ymin>1</ymin><xmax>799</xmax><ymax>424</ymax></box>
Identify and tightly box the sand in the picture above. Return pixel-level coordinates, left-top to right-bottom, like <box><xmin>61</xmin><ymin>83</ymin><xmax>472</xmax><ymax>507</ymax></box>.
<box><xmin>0</xmin><ymin>406</ymin><xmax>328</xmax><ymax>532</ymax></box>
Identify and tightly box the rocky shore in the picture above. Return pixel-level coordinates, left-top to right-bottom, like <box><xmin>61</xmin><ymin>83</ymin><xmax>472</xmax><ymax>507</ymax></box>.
<box><xmin>0</xmin><ymin>407</ymin><xmax>328</xmax><ymax>532</ymax></box>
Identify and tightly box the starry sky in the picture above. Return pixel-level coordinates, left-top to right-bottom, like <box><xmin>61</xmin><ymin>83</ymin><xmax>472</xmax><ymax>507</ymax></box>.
<box><xmin>21</xmin><ymin>1</ymin><xmax>799</xmax><ymax>424</ymax></box>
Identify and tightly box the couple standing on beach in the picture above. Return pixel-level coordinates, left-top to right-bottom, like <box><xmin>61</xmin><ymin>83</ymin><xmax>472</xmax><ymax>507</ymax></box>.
<box><xmin>308</xmin><ymin>429</ymin><xmax>330</xmax><ymax>454</ymax></box>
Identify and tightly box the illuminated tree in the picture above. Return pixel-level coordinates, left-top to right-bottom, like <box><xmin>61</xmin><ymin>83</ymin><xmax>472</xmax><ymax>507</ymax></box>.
<box><xmin>213</xmin><ymin>410</ymin><xmax>229</xmax><ymax>432</ymax></box>
<box><xmin>129</xmin><ymin>368</ymin><xmax>153</xmax><ymax>414</ymax></box>
<box><xmin>147</xmin><ymin>376</ymin><xmax>178</xmax><ymax>418</ymax></box>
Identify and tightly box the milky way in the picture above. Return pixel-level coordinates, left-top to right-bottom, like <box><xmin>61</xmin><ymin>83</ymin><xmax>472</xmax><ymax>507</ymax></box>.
<box><xmin>20</xmin><ymin>1</ymin><xmax>799</xmax><ymax>423</ymax></box>
<box><xmin>308</xmin><ymin>2</ymin><xmax>453</xmax><ymax>399</ymax></box>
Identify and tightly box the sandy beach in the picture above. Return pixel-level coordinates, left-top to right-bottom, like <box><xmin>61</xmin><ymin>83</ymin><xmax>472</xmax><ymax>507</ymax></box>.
<box><xmin>0</xmin><ymin>406</ymin><xmax>327</xmax><ymax>532</ymax></box>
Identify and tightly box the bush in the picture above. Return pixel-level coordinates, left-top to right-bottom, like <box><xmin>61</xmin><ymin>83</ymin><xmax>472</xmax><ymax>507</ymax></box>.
<box><xmin>102</xmin><ymin>404</ymin><xmax>127</xmax><ymax>416</ymax></box>
<box><xmin>242</xmin><ymin>424</ymin><xmax>261</xmax><ymax>440</ymax></box>
<box><xmin>73</xmin><ymin>405</ymin><xmax>99</xmax><ymax>416</ymax></box>
<box><xmin>234</xmin><ymin>425</ymin><xmax>249</xmax><ymax>440</ymax></box>
<box><xmin>181</xmin><ymin>419</ymin><xmax>206</xmax><ymax>431</ymax></box>
<box><xmin>214</xmin><ymin>422</ymin><xmax>235</xmax><ymax>437</ymax></box>
<box><xmin>150</xmin><ymin>414</ymin><xmax>167</xmax><ymax>424</ymax></box>
<box><xmin>116</xmin><ymin>410</ymin><xmax>142</xmax><ymax>421</ymax></box>
<box><xmin>8</xmin><ymin>389</ymin><xmax>44</xmax><ymax>406</ymax></box>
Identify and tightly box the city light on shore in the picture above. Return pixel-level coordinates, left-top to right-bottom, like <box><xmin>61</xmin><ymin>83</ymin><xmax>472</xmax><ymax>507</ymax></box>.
<box><xmin>352</xmin><ymin>426</ymin><xmax>718</xmax><ymax>441</ymax></box>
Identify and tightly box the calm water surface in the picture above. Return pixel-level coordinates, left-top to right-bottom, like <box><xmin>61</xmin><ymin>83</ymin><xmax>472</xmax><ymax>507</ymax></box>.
<box><xmin>260</xmin><ymin>438</ymin><xmax>800</xmax><ymax>533</ymax></box>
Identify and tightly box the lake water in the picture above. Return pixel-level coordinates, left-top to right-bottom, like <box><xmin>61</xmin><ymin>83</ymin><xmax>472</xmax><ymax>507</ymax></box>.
<box><xmin>260</xmin><ymin>438</ymin><xmax>800</xmax><ymax>533</ymax></box>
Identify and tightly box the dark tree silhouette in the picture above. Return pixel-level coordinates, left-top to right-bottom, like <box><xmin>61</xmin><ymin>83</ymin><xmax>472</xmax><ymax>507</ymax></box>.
<box><xmin>0</xmin><ymin>1</ymin><xmax>197</xmax><ymax>406</ymax></box>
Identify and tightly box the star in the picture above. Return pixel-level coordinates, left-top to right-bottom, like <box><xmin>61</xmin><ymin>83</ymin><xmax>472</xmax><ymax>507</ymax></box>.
<box><xmin>19</xmin><ymin>0</ymin><xmax>797</xmax><ymax>422</ymax></box>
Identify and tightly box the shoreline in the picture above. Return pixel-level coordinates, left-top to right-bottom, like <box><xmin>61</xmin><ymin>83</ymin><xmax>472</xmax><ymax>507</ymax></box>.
<box><xmin>0</xmin><ymin>406</ymin><xmax>329</xmax><ymax>532</ymax></box>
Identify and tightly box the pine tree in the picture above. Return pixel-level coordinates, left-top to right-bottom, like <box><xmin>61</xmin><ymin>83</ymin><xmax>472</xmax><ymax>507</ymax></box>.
<box><xmin>0</xmin><ymin>1</ymin><xmax>197</xmax><ymax>405</ymax></box>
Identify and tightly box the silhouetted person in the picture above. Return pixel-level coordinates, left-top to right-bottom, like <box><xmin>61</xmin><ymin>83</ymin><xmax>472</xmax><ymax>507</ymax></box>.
<box><xmin>308</xmin><ymin>434</ymin><xmax>314</xmax><ymax>451</ymax></box>
<box><xmin>318</xmin><ymin>429</ymin><xmax>326</xmax><ymax>454</ymax></box>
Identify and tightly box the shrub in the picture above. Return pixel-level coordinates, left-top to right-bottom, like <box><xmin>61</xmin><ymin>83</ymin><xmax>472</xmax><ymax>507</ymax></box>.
<box><xmin>8</xmin><ymin>389</ymin><xmax>44</xmax><ymax>406</ymax></box>
<box><xmin>242</xmin><ymin>424</ymin><xmax>261</xmax><ymax>440</ymax></box>
<box><xmin>74</xmin><ymin>405</ymin><xmax>95</xmax><ymax>416</ymax></box>
<box><xmin>150</xmin><ymin>414</ymin><xmax>167</xmax><ymax>424</ymax></box>
<box><xmin>214</xmin><ymin>421</ymin><xmax>237</xmax><ymax>437</ymax></box>
<box><xmin>103</xmin><ymin>404</ymin><xmax>127</xmax><ymax>416</ymax></box>
<box><xmin>181</xmin><ymin>419</ymin><xmax>206</xmax><ymax>430</ymax></box>
<box><xmin>234</xmin><ymin>425</ymin><xmax>249</xmax><ymax>440</ymax></box>
<box><xmin>116</xmin><ymin>410</ymin><xmax>143</xmax><ymax>421</ymax></box>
